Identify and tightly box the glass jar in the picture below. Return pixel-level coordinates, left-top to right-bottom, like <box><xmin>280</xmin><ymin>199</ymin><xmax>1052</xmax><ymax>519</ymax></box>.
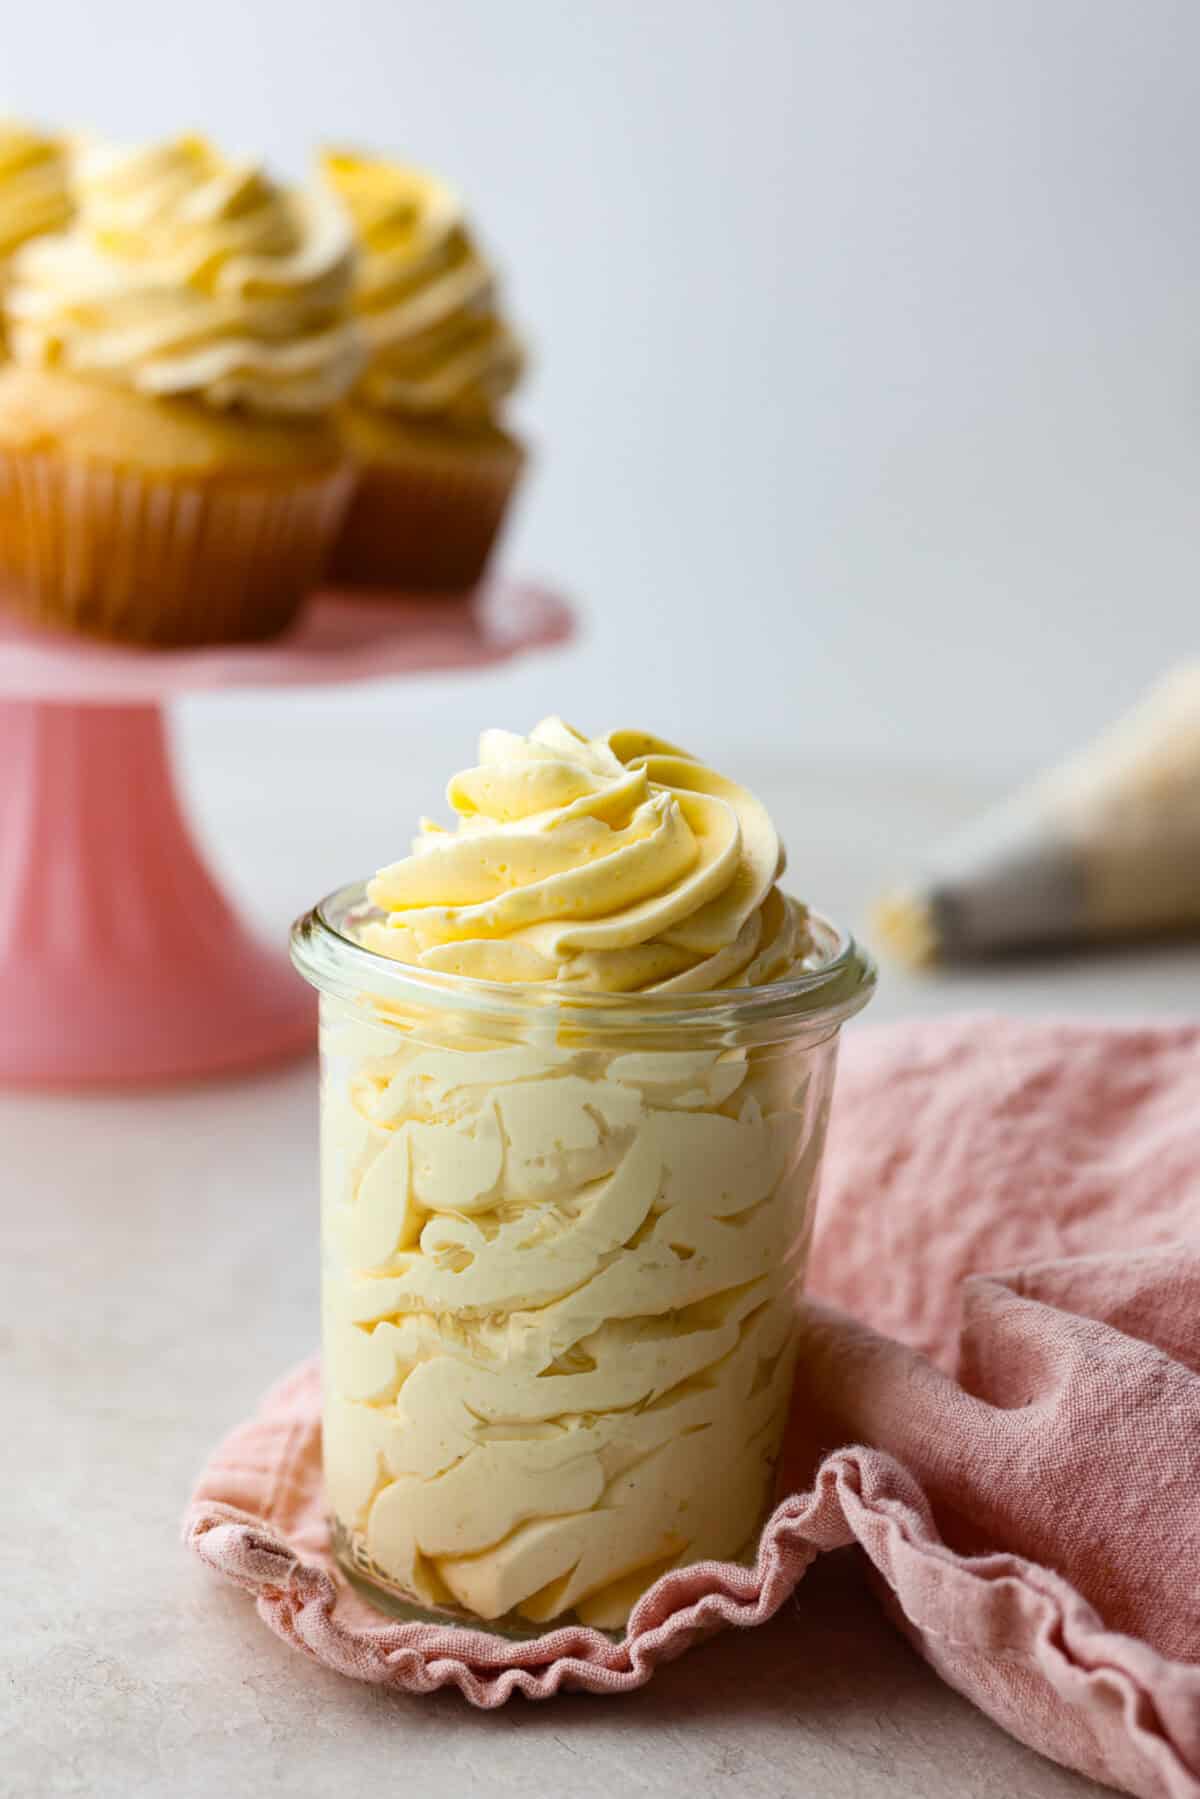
<box><xmin>291</xmin><ymin>882</ymin><xmax>875</xmax><ymax>1636</ymax></box>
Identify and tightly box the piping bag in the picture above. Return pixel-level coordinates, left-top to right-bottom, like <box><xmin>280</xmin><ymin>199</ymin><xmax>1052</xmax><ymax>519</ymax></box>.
<box><xmin>875</xmin><ymin>664</ymin><xmax>1200</xmax><ymax>964</ymax></box>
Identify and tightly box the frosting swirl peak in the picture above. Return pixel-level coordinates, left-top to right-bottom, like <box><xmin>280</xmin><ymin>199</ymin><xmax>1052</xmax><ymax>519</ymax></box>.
<box><xmin>7</xmin><ymin>135</ymin><xmax>364</xmax><ymax>416</ymax></box>
<box><xmin>364</xmin><ymin>718</ymin><xmax>808</xmax><ymax>992</ymax></box>
<box><xmin>322</xmin><ymin>149</ymin><xmax>524</xmax><ymax>425</ymax></box>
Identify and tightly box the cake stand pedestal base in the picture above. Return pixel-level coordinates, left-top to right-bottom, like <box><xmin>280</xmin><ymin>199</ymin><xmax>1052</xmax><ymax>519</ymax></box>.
<box><xmin>0</xmin><ymin>700</ymin><xmax>313</xmax><ymax>1086</ymax></box>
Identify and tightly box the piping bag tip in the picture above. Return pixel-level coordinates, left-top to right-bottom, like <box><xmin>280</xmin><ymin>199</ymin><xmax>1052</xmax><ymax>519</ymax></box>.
<box><xmin>872</xmin><ymin>889</ymin><xmax>940</xmax><ymax>970</ymax></box>
<box><xmin>874</xmin><ymin>663</ymin><xmax>1200</xmax><ymax>968</ymax></box>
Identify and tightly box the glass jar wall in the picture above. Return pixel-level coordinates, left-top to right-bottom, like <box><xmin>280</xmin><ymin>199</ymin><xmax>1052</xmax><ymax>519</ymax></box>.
<box><xmin>293</xmin><ymin>883</ymin><xmax>875</xmax><ymax>1635</ymax></box>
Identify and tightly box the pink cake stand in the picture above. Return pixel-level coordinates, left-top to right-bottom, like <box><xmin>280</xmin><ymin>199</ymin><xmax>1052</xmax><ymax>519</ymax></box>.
<box><xmin>0</xmin><ymin>582</ymin><xmax>571</xmax><ymax>1087</ymax></box>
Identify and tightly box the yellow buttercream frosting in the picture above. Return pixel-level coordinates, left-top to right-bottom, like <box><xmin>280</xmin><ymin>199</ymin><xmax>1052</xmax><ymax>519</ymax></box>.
<box><xmin>321</xmin><ymin>148</ymin><xmax>524</xmax><ymax>425</ymax></box>
<box><xmin>322</xmin><ymin>1013</ymin><xmax>826</xmax><ymax>1628</ymax></box>
<box><xmin>7</xmin><ymin>135</ymin><xmax>363</xmax><ymax>416</ymax></box>
<box><xmin>318</xmin><ymin>727</ymin><xmax>834</xmax><ymax>1627</ymax></box>
<box><xmin>363</xmin><ymin>718</ymin><xmax>808</xmax><ymax>991</ymax></box>
<box><xmin>0</xmin><ymin>123</ymin><xmax>71</xmax><ymax>265</ymax></box>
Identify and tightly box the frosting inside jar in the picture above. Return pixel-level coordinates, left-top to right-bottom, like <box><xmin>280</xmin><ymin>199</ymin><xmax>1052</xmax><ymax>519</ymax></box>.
<box><xmin>322</xmin><ymin>721</ymin><xmax>826</xmax><ymax>1630</ymax></box>
<box><xmin>7</xmin><ymin>135</ymin><xmax>363</xmax><ymax>416</ymax></box>
<box><xmin>321</xmin><ymin>148</ymin><xmax>524</xmax><ymax>425</ymax></box>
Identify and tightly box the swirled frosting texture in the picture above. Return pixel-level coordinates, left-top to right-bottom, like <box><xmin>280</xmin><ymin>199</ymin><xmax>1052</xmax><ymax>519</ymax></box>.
<box><xmin>322</xmin><ymin>722</ymin><xmax>825</xmax><ymax>1628</ymax></box>
<box><xmin>0</xmin><ymin>124</ymin><xmax>71</xmax><ymax>266</ymax></box>
<box><xmin>321</xmin><ymin>149</ymin><xmax>523</xmax><ymax>424</ymax></box>
<box><xmin>322</xmin><ymin>1007</ymin><xmax>834</xmax><ymax>1628</ymax></box>
<box><xmin>7</xmin><ymin>135</ymin><xmax>363</xmax><ymax>416</ymax></box>
<box><xmin>364</xmin><ymin>718</ymin><xmax>809</xmax><ymax>992</ymax></box>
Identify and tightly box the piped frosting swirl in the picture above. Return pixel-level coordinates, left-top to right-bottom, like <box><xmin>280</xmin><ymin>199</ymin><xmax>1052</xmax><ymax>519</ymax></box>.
<box><xmin>7</xmin><ymin>135</ymin><xmax>363</xmax><ymax>416</ymax></box>
<box><xmin>364</xmin><ymin>718</ymin><xmax>808</xmax><ymax>992</ymax></box>
<box><xmin>0</xmin><ymin>123</ymin><xmax>71</xmax><ymax>266</ymax></box>
<box><xmin>322</xmin><ymin>149</ymin><xmax>524</xmax><ymax>425</ymax></box>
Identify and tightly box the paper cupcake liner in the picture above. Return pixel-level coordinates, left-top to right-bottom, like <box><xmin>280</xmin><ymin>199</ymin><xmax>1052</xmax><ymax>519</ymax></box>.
<box><xmin>875</xmin><ymin>665</ymin><xmax>1200</xmax><ymax>964</ymax></box>
<box><xmin>0</xmin><ymin>448</ymin><xmax>353</xmax><ymax>647</ymax></box>
<box><xmin>330</xmin><ymin>434</ymin><xmax>524</xmax><ymax>595</ymax></box>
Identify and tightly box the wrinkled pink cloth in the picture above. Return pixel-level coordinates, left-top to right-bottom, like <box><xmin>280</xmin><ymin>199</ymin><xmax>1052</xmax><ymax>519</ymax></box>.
<box><xmin>185</xmin><ymin>1015</ymin><xmax>1200</xmax><ymax>1799</ymax></box>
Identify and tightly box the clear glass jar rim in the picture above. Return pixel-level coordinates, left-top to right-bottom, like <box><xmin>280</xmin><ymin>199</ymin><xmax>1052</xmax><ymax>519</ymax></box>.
<box><xmin>291</xmin><ymin>880</ymin><xmax>877</xmax><ymax>1045</ymax></box>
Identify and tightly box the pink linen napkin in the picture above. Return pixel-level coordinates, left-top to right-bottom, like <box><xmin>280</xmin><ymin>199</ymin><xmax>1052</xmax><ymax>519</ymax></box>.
<box><xmin>185</xmin><ymin>1014</ymin><xmax>1200</xmax><ymax>1799</ymax></box>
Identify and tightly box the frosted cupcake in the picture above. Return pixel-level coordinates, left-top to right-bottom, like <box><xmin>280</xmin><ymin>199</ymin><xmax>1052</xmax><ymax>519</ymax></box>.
<box><xmin>0</xmin><ymin>135</ymin><xmax>363</xmax><ymax>647</ymax></box>
<box><xmin>321</xmin><ymin>149</ymin><xmax>526</xmax><ymax>595</ymax></box>
<box><xmin>0</xmin><ymin>123</ymin><xmax>72</xmax><ymax>338</ymax></box>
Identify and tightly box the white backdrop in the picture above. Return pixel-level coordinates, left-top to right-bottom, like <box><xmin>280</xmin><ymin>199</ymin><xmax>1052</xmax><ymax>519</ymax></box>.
<box><xmin>7</xmin><ymin>0</ymin><xmax>1198</xmax><ymax>775</ymax></box>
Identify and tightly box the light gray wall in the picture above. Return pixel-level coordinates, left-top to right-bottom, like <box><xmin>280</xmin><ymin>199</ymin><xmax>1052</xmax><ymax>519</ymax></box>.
<box><xmin>8</xmin><ymin>0</ymin><xmax>1198</xmax><ymax>774</ymax></box>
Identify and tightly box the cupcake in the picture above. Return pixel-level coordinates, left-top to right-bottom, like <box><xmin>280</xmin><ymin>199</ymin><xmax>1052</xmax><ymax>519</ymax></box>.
<box><xmin>320</xmin><ymin>149</ymin><xmax>527</xmax><ymax>595</ymax></box>
<box><xmin>0</xmin><ymin>122</ymin><xmax>72</xmax><ymax>340</ymax></box>
<box><xmin>0</xmin><ymin>135</ymin><xmax>363</xmax><ymax>647</ymax></box>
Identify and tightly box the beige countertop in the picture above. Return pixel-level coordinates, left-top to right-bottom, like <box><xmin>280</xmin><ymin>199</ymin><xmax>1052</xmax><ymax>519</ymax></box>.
<box><xmin>4</xmin><ymin>707</ymin><xmax>1195</xmax><ymax>1799</ymax></box>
